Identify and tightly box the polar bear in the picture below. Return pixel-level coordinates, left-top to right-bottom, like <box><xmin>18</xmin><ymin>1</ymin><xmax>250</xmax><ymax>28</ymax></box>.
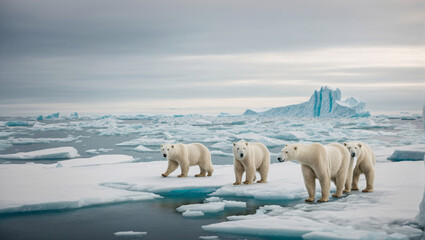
<box><xmin>160</xmin><ymin>143</ymin><xmax>214</xmax><ymax>177</ymax></box>
<box><xmin>344</xmin><ymin>142</ymin><xmax>375</xmax><ymax>192</ymax></box>
<box><xmin>232</xmin><ymin>140</ymin><xmax>270</xmax><ymax>185</ymax></box>
<box><xmin>277</xmin><ymin>143</ymin><xmax>350</xmax><ymax>202</ymax></box>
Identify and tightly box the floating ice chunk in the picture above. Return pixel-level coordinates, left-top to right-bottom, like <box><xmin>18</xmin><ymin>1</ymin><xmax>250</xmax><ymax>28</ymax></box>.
<box><xmin>387</xmin><ymin>150</ymin><xmax>425</xmax><ymax>161</ymax></box>
<box><xmin>204</xmin><ymin>197</ymin><xmax>222</xmax><ymax>202</ymax></box>
<box><xmin>199</xmin><ymin>236</ymin><xmax>219</xmax><ymax>239</ymax></box>
<box><xmin>177</xmin><ymin>202</ymin><xmax>225</xmax><ymax>213</ymax></box>
<box><xmin>85</xmin><ymin>148</ymin><xmax>113</xmax><ymax>155</ymax></box>
<box><xmin>5</xmin><ymin>121</ymin><xmax>34</xmax><ymax>127</ymax></box>
<box><xmin>134</xmin><ymin>145</ymin><xmax>155</xmax><ymax>152</ymax></box>
<box><xmin>9</xmin><ymin>135</ymin><xmax>83</xmax><ymax>145</ymax></box>
<box><xmin>0</xmin><ymin>147</ymin><xmax>79</xmax><ymax>160</ymax></box>
<box><xmin>117</xmin><ymin>137</ymin><xmax>172</xmax><ymax>146</ymax></box>
<box><xmin>36</xmin><ymin>115</ymin><xmax>43</xmax><ymax>121</ymax></box>
<box><xmin>211</xmin><ymin>141</ymin><xmax>232</xmax><ymax>150</ymax></box>
<box><xmin>46</xmin><ymin>112</ymin><xmax>60</xmax><ymax>119</ymax></box>
<box><xmin>210</xmin><ymin>150</ymin><xmax>232</xmax><ymax>157</ymax></box>
<box><xmin>113</xmin><ymin>231</ymin><xmax>147</xmax><ymax>238</ymax></box>
<box><xmin>182</xmin><ymin>210</ymin><xmax>205</xmax><ymax>217</ymax></box>
<box><xmin>223</xmin><ymin>200</ymin><xmax>247</xmax><ymax>208</ymax></box>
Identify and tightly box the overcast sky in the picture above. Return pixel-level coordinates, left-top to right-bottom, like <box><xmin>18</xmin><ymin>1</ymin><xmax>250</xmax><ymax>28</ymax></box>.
<box><xmin>1</xmin><ymin>0</ymin><xmax>424</xmax><ymax>116</ymax></box>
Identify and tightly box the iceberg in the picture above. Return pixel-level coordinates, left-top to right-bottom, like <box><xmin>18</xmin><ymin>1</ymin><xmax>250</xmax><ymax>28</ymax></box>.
<box><xmin>387</xmin><ymin>150</ymin><xmax>425</xmax><ymax>161</ymax></box>
<box><xmin>0</xmin><ymin>147</ymin><xmax>79</xmax><ymax>160</ymax></box>
<box><xmin>45</xmin><ymin>112</ymin><xmax>60</xmax><ymax>119</ymax></box>
<box><xmin>243</xmin><ymin>86</ymin><xmax>370</xmax><ymax>118</ymax></box>
<box><xmin>70</xmin><ymin>112</ymin><xmax>79</xmax><ymax>119</ymax></box>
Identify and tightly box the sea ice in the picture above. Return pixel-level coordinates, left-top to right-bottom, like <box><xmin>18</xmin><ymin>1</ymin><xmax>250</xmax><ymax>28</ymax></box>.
<box><xmin>182</xmin><ymin>210</ymin><xmax>205</xmax><ymax>217</ymax></box>
<box><xmin>5</xmin><ymin>121</ymin><xmax>33</xmax><ymax>127</ymax></box>
<box><xmin>45</xmin><ymin>112</ymin><xmax>60</xmax><ymax>119</ymax></box>
<box><xmin>177</xmin><ymin>202</ymin><xmax>226</xmax><ymax>213</ymax></box>
<box><xmin>0</xmin><ymin>147</ymin><xmax>79</xmax><ymax>160</ymax></box>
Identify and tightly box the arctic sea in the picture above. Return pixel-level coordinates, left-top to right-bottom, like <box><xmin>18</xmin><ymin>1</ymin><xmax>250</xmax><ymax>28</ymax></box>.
<box><xmin>0</xmin><ymin>114</ymin><xmax>424</xmax><ymax>240</ymax></box>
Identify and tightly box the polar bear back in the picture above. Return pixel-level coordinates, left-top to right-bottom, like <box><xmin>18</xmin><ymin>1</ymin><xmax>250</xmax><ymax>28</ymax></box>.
<box><xmin>358</xmin><ymin>143</ymin><xmax>375</xmax><ymax>166</ymax></box>
<box><xmin>248</xmin><ymin>142</ymin><xmax>270</xmax><ymax>169</ymax></box>
<box><xmin>325</xmin><ymin>143</ymin><xmax>350</xmax><ymax>177</ymax></box>
<box><xmin>186</xmin><ymin>143</ymin><xmax>211</xmax><ymax>166</ymax></box>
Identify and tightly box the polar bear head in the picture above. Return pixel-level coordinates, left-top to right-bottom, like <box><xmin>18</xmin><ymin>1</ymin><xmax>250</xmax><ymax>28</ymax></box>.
<box><xmin>233</xmin><ymin>140</ymin><xmax>249</xmax><ymax>160</ymax></box>
<box><xmin>344</xmin><ymin>142</ymin><xmax>362</xmax><ymax>158</ymax></box>
<box><xmin>277</xmin><ymin>144</ymin><xmax>298</xmax><ymax>162</ymax></box>
<box><xmin>160</xmin><ymin>144</ymin><xmax>176</xmax><ymax>159</ymax></box>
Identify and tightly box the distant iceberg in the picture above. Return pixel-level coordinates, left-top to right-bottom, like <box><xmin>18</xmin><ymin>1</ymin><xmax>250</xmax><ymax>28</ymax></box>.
<box><xmin>243</xmin><ymin>86</ymin><xmax>370</xmax><ymax>118</ymax></box>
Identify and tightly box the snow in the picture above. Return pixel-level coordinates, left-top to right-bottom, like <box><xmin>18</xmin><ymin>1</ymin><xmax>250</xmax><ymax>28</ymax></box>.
<box><xmin>202</xmin><ymin>161</ymin><xmax>425</xmax><ymax>239</ymax></box>
<box><xmin>116</xmin><ymin>137</ymin><xmax>172</xmax><ymax>146</ymax></box>
<box><xmin>114</xmin><ymin>231</ymin><xmax>147</xmax><ymax>238</ymax></box>
<box><xmin>182</xmin><ymin>210</ymin><xmax>205</xmax><ymax>217</ymax></box>
<box><xmin>210</xmin><ymin>150</ymin><xmax>232</xmax><ymax>157</ymax></box>
<box><xmin>243</xmin><ymin>86</ymin><xmax>370</xmax><ymax>118</ymax></box>
<box><xmin>387</xmin><ymin>150</ymin><xmax>425</xmax><ymax>161</ymax></box>
<box><xmin>0</xmin><ymin>147</ymin><xmax>79</xmax><ymax>160</ymax></box>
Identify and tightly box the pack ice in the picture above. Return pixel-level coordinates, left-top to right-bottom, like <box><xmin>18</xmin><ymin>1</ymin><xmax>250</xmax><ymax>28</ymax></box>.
<box><xmin>244</xmin><ymin>86</ymin><xmax>370</xmax><ymax>117</ymax></box>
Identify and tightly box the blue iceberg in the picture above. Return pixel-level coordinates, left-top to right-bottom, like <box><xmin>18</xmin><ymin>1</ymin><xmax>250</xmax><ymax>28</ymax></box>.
<box><xmin>243</xmin><ymin>86</ymin><xmax>370</xmax><ymax>118</ymax></box>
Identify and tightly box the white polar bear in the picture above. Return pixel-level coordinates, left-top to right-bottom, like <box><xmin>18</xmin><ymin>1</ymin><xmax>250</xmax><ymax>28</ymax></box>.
<box><xmin>160</xmin><ymin>143</ymin><xmax>214</xmax><ymax>177</ymax></box>
<box><xmin>344</xmin><ymin>142</ymin><xmax>376</xmax><ymax>192</ymax></box>
<box><xmin>232</xmin><ymin>140</ymin><xmax>270</xmax><ymax>185</ymax></box>
<box><xmin>278</xmin><ymin>143</ymin><xmax>350</xmax><ymax>202</ymax></box>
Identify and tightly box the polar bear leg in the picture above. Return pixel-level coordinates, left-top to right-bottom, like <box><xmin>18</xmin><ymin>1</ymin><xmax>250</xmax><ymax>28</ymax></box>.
<box><xmin>195</xmin><ymin>167</ymin><xmax>206</xmax><ymax>177</ymax></box>
<box><xmin>257</xmin><ymin>159</ymin><xmax>269</xmax><ymax>183</ymax></box>
<box><xmin>363</xmin><ymin>169</ymin><xmax>374</xmax><ymax>192</ymax></box>
<box><xmin>352</xmin><ymin>167</ymin><xmax>361</xmax><ymax>191</ymax></box>
<box><xmin>233</xmin><ymin>160</ymin><xmax>244</xmax><ymax>185</ymax></box>
<box><xmin>301</xmin><ymin>165</ymin><xmax>316</xmax><ymax>202</ymax></box>
<box><xmin>178</xmin><ymin>160</ymin><xmax>189</xmax><ymax>177</ymax></box>
<box><xmin>333</xmin><ymin>172</ymin><xmax>346</xmax><ymax>197</ymax></box>
<box><xmin>162</xmin><ymin>160</ymin><xmax>178</xmax><ymax>177</ymax></box>
<box><xmin>318</xmin><ymin>175</ymin><xmax>330</xmax><ymax>202</ymax></box>
<box><xmin>244</xmin><ymin>164</ymin><xmax>256</xmax><ymax>184</ymax></box>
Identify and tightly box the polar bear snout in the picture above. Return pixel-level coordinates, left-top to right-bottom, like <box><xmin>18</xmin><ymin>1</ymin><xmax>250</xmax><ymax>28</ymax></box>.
<box><xmin>240</xmin><ymin>153</ymin><xmax>244</xmax><ymax>158</ymax></box>
<box><xmin>351</xmin><ymin>152</ymin><xmax>356</xmax><ymax>158</ymax></box>
<box><xmin>277</xmin><ymin>157</ymin><xmax>285</xmax><ymax>162</ymax></box>
<box><xmin>163</xmin><ymin>153</ymin><xmax>167</xmax><ymax>158</ymax></box>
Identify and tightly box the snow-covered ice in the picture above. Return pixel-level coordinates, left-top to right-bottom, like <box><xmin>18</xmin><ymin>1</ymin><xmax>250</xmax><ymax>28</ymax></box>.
<box><xmin>0</xmin><ymin>147</ymin><xmax>79</xmax><ymax>160</ymax></box>
<box><xmin>134</xmin><ymin>145</ymin><xmax>155</xmax><ymax>152</ymax></box>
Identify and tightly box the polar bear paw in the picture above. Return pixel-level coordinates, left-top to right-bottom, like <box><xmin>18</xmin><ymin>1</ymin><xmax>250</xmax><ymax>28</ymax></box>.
<box><xmin>317</xmin><ymin>198</ymin><xmax>329</xmax><ymax>202</ymax></box>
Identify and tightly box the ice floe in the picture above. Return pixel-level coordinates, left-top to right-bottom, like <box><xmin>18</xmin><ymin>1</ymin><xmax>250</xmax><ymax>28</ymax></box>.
<box><xmin>0</xmin><ymin>147</ymin><xmax>79</xmax><ymax>160</ymax></box>
<box><xmin>114</xmin><ymin>231</ymin><xmax>147</xmax><ymax>238</ymax></box>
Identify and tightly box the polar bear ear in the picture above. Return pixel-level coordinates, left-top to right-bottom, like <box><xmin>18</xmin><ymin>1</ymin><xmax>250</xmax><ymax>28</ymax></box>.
<box><xmin>294</xmin><ymin>146</ymin><xmax>297</xmax><ymax>150</ymax></box>
<box><xmin>285</xmin><ymin>144</ymin><xmax>288</xmax><ymax>147</ymax></box>
<box><xmin>245</xmin><ymin>142</ymin><xmax>249</xmax><ymax>146</ymax></box>
<box><xmin>358</xmin><ymin>143</ymin><xmax>362</xmax><ymax>148</ymax></box>
<box><xmin>171</xmin><ymin>145</ymin><xmax>174</xmax><ymax>148</ymax></box>
<box><xmin>343</xmin><ymin>142</ymin><xmax>347</xmax><ymax>146</ymax></box>
<box><xmin>233</xmin><ymin>142</ymin><xmax>236</xmax><ymax>146</ymax></box>
<box><xmin>160</xmin><ymin>144</ymin><xmax>163</xmax><ymax>147</ymax></box>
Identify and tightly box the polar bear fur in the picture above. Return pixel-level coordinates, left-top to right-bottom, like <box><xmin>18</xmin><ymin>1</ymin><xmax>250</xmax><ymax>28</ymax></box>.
<box><xmin>344</xmin><ymin>142</ymin><xmax>376</xmax><ymax>192</ymax></box>
<box><xmin>278</xmin><ymin>143</ymin><xmax>350</xmax><ymax>202</ymax></box>
<box><xmin>232</xmin><ymin>140</ymin><xmax>270</xmax><ymax>185</ymax></box>
<box><xmin>160</xmin><ymin>143</ymin><xmax>214</xmax><ymax>177</ymax></box>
